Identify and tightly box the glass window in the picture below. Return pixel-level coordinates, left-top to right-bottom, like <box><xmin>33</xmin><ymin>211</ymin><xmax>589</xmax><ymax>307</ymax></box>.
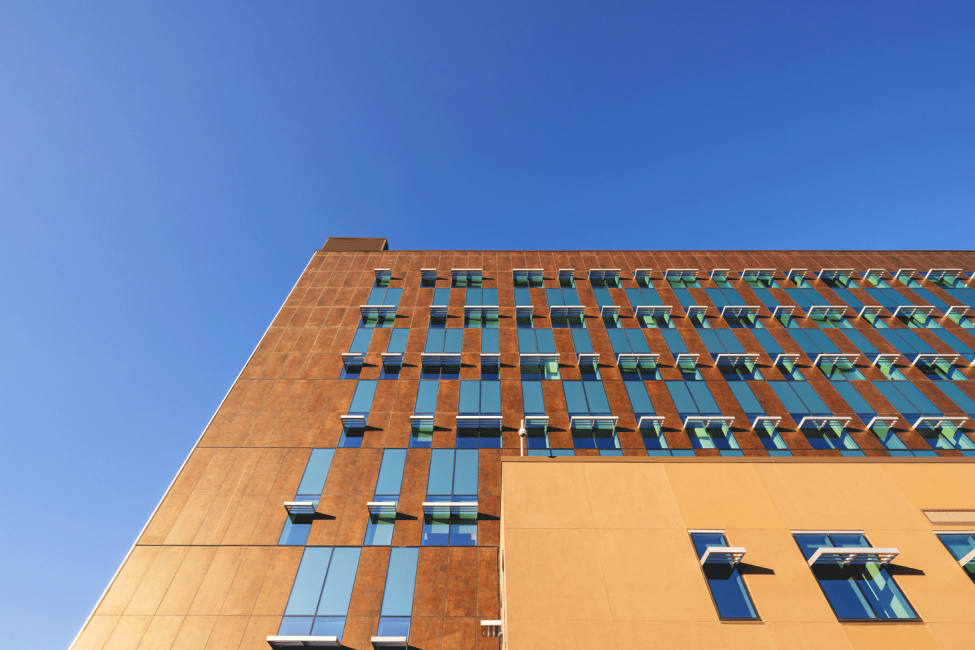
<box><xmin>423</xmin><ymin>450</ymin><xmax>478</xmax><ymax>546</ymax></box>
<box><xmin>279</xmin><ymin>547</ymin><xmax>362</xmax><ymax>639</ymax></box>
<box><xmin>340</xmin><ymin>381</ymin><xmax>378</xmax><ymax>448</ymax></box>
<box><xmin>366</xmin><ymin>449</ymin><xmax>407</xmax><ymax>546</ymax></box>
<box><xmin>341</xmin><ymin>328</ymin><xmax>373</xmax><ymax>379</ymax></box>
<box><xmin>563</xmin><ymin>381</ymin><xmax>618</xmax><ymax>450</ymax></box>
<box><xmin>794</xmin><ymin>533</ymin><xmax>917</xmax><ymax>620</ymax></box>
<box><xmin>571</xmin><ymin>329</ymin><xmax>600</xmax><ymax>379</ymax></box>
<box><xmin>381</xmin><ymin>329</ymin><xmax>410</xmax><ymax>379</ymax></box>
<box><xmin>280</xmin><ymin>449</ymin><xmax>335</xmax><ymax>546</ymax></box>
<box><xmin>377</xmin><ymin>547</ymin><xmax>419</xmax><ymax>639</ymax></box>
<box><xmin>691</xmin><ymin>532</ymin><xmax>759</xmax><ymax>619</ymax></box>
<box><xmin>936</xmin><ymin>533</ymin><xmax>975</xmax><ymax>584</ymax></box>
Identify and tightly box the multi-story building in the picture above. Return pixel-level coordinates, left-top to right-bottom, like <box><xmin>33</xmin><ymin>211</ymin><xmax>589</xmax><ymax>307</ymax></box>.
<box><xmin>73</xmin><ymin>238</ymin><xmax>975</xmax><ymax>650</ymax></box>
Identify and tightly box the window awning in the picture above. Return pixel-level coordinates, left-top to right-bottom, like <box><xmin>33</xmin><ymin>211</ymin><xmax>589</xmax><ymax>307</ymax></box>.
<box><xmin>710</xmin><ymin>268</ymin><xmax>730</xmax><ymax>282</ymax></box>
<box><xmin>420</xmin><ymin>268</ymin><xmax>438</xmax><ymax>280</ymax></box>
<box><xmin>512</xmin><ymin>268</ymin><xmax>543</xmax><ymax>281</ymax></box>
<box><xmin>638</xmin><ymin>415</ymin><xmax>665</xmax><ymax>429</ymax></box>
<box><xmin>893</xmin><ymin>268</ymin><xmax>917</xmax><ymax>281</ymax></box>
<box><xmin>557</xmin><ymin>268</ymin><xmax>575</xmax><ymax>281</ymax></box>
<box><xmin>480</xmin><ymin>621</ymin><xmax>503</xmax><ymax>639</ymax></box>
<box><xmin>863</xmin><ymin>268</ymin><xmax>886</xmax><ymax>280</ymax></box>
<box><xmin>267</xmin><ymin>635</ymin><xmax>340</xmax><ymax>648</ymax></box>
<box><xmin>741</xmin><ymin>268</ymin><xmax>777</xmax><ymax>281</ymax></box>
<box><xmin>720</xmin><ymin>305</ymin><xmax>760</xmax><ymax>319</ymax></box>
<box><xmin>420</xmin><ymin>353</ymin><xmax>461</xmax><ymax>367</ymax></box>
<box><xmin>374</xmin><ymin>268</ymin><xmax>392</xmax><ymax>280</ymax></box>
<box><xmin>464</xmin><ymin>305</ymin><xmax>499</xmax><ymax>317</ymax></box>
<box><xmin>946</xmin><ymin>305</ymin><xmax>971</xmax><ymax>318</ymax></box>
<box><xmin>913</xmin><ymin>353</ymin><xmax>961</xmax><ymax>367</ymax></box>
<box><xmin>892</xmin><ymin>305</ymin><xmax>935</xmax><ymax>319</ymax></box>
<box><xmin>371</xmin><ymin>637</ymin><xmax>408</xmax><ymax>649</ymax></box>
<box><xmin>367</xmin><ymin>501</ymin><xmax>397</xmax><ymax>515</ymax></box>
<box><xmin>700</xmin><ymin>546</ymin><xmax>746</xmax><ymax>565</ymax></box>
<box><xmin>451</xmin><ymin>268</ymin><xmax>483</xmax><ymax>280</ymax></box>
<box><xmin>872</xmin><ymin>353</ymin><xmax>900</xmax><ymax>366</ymax></box>
<box><xmin>569</xmin><ymin>415</ymin><xmax>619</xmax><ymax>429</ymax></box>
<box><xmin>774</xmin><ymin>353</ymin><xmax>800</xmax><ymax>366</ymax></box>
<box><xmin>381</xmin><ymin>352</ymin><xmax>403</xmax><ymax>365</ymax></box>
<box><xmin>635</xmin><ymin>305</ymin><xmax>673</xmax><ymax>317</ymax></box>
<box><xmin>515</xmin><ymin>305</ymin><xmax>534</xmax><ymax>317</ymax></box>
<box><xmin>341</xmin><ymin>352</ymin><xmax>365</xmax><ymax>364</ymax></box>
<box><xmin>429</xmin><ymin>305</ymin><xmax>449</xmax><ymax>320</ymax></box>
<box><xmin>577</xmin><ymin>352</ymin><xmax>600</xmax><ymax>365</ymax></box>
<box><xmin>664</xmin><ymin>268</ymin><xmax>698</xmax><ymax>281</ymax></box>
<box><xmin>866</xmin><ymin>416</ymin><xmax>899</xmax><ymax>429</ymax></box>
<box><xmin>751</xmin><ymin>416</ymin><xmax>782</xmax><ymax>429</ymax></box>
<box><xmin>913</xmin><ymin>416</ymin><xmax>969</xmax><ymax>430</ymax></box>
<box><xmin>360</xmin><ymin>305</ymin><xmax>397</xmax><ymax>318</ymax></box>
<box><xmin>858</xmin><ymin>305</ymin><xmax>884</xmax><ymax>318</ymax></box>
<box><xmin>787</xmin><ymin>268</ymin><xmax>807</xmax><ymax>282</ymax></box>
<box><xmin>807</xmin><ymin>305</ymin><xmax>849</xmax><ymax>319</ymax></box>
<box><xmin>409</xmin><ymin>414</ymin><xmax>435</xmax><ymax>427</ymax></box>
<box><xmin>714</xmin><ymin>353</ymin><xmax>759</xmax><ymax>367</ymax></box>
<box><xmin>685</xmin><ymin>305</ymin><xmax>708</xmax><ymax>318</ymax></box>
<box><xmin>283</xmin><ymin>501</ymin><xmax>316</xmax><ymax>515</ymax></box>
<box><xmin>422</xmin><ymin>501</ymin><xmax>478</xmax><ymax>515</ymax></box>
<box><xmin>524</xmin><ymin>415</ymin><xmax>549</xmax><ymax>429</ymax></box>
<box><xmin>340</xmin><ymin>414</ymin><xmax>367</xmax><ymax>428</ymax></box>
<box><xmin>773</xmin><ymin>305</ymin><xmax>796</xmax><ymax>319</ymax></box>
<box><xmin>549</xmin><ymin>305</ymin><xmax>586</xmax><ymax>318</ymax></box>
<box><xmin>456</xmin><ymin>415</ymin><xmax>503</xmax><ymax>429</ymax></box>
<box><xmin>807</xmin><ymin>547</ymin><xmax>899</xmax><ymax>567</ymax></box>
<box><xmin>813</xmin><ymin>353</ymin><xmax>860</xmax><ymax>367</ymax></box>
<box><xmin>797</xmin><ymin>416</ymin><xmax>852</xmax><ymax>430</ymax></box>
<box><xmin>633</xmin><ymin>268</ymin><xmax>652</xmax><ymax>283</ymax></box>
<box><xmin>588</xmin><ymin>268</ymin><xmax>621</xmax><ymax>282</ymax></box>
<box><xmin>519</xmin><ymin>353</ymin><xmax>560</xmax><ymax>365</ymax></box>
<box><xmin>683</xmin><ymin>415</ymin><xmax>734</xmax><ymax>429</ymax></box>
<box><xmin>675</xmin><ymin>353</ymin><xmax>700</xmax><ymax>367</ymax></box>
<box><xmin>817</xmin><ymin>268</ymin><xmax>853</xmax><ymax>280</ymax></box>
<box><xmin>925</xmin><ymin>268</ymin><xmax>962</xmax><ymax>281</ymax></box>
<box><xmin>616</xmin><ymin>353</ymin><xmax>659</xmax><ymax>369</ymax></box>
<box><xmin>480</xmin><ymin>353</ymin><xmax>500</xmax><ymax>365</ymax></box>
<box><xmin>599</xmin><ymin>305</ymin><xmax>620</xmax><ymax>317</ymax></box>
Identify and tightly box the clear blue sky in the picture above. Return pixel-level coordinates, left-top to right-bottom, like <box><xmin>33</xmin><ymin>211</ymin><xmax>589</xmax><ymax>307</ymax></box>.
<box><xmin>1</xmin><ymin>2</ymin><xmax>973</xmax><ymax>645</ymax></box>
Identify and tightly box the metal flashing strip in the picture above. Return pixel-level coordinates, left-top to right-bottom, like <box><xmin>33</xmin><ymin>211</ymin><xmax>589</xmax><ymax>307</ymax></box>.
<box><xmin>421</xmin><ymin>501</ymin><xmax>478</xmax><ymax>515</ymax></box>
<box><xmin>817</xmin><ymin>268</ymin><xmax>854</xmax><ymax>280</ymax></box>
<box><xmin>925</xmin><ymin>268</ymin><xmax>962</xmax><ymax>281</ymax></box>
<box><xmin>267</xmin><ymin>636</ymin><xmax>341</xmax><ymax>648</ymax></box>
<box><xmin>751</xmin><ymin>416</ymin><xmax>782</xmax><ymax>429</ymax></box>
<box><xmin>710</xmin><ymin>268</ymin><xmax>730</xmax><ymax>281</ymax></box>
<box><xmin>588</xmin><ymin>268</ymin><xmax>621</xmax><ymax>281</ymax></box>
<box><xmin>569</xmin><ymin>415</ymin><xmax>619</xmax><ymax>429</ymax></box>
<box><xmin>807</xmin><ymin>547</ymin><xmax>899</xmax><ymax>567</ymax></box>
<box><xmin>720</xmin><ymin>305</ymin><xmax>760</xmax><ymax>319</ymax></box>
<box><xmin>283</xmin><ymin>501</ymin><xmax>316</xmax><ymax>515</ymax></box>
<box><xmin>797</xmin><ymin>416</ymin><xmax>853</xmax><ymax>430</ymax></box>
<box><xmin>683</xmin><ymin>415</ymin><xmax>735</xmax><ymax>429</ymax></box>
<box><xmin>616</xmin><ymin>353</ymin><xmax>660</xmax><ymax>369</ymax></box>
<box><xmin>913</xmin><ymin>353</ymin><xmax>961</xmax><ymax>367</ymax></box>
<box><xmin>741</xmin><ymin>268</ymin><xmax>777</xmax><ymax>281</ymax></box>
<box><xmin>913</xmin><ymin>416</ymin><xmax>969</xmax><ymax>430</ymax></box>
<box><xmin>599</xmin><ymin>305</ymin><xmax>620</xmax><ymax>317</ymax></box>
<box><xmin>700</xmin><ymin>546</ymin><xmax>747</xmax><ymax>566</ymax></box>
<box><xmin>664</xmin><ymin>268</ymin><xmax>699</xmax><ymax>281</ymax></box>
<box><xmin>893</xmin><ymin>268</ymin><xmax>917</xmax><ymax>281</ymax></box>
<box><xmin>635</xmin><ymin>305</ymin><xmax>673</xmax><ymax>317</ymax></box>
<box><xmin>813</xmin><ymin>353</ymin><xmax>860</xmax><ymax>367</ymax></box>
<box><xmin>866</xmin><ymin>416</ymin><xmax>899</xmax><ymax>429</ymax></box>
<box><xmin>366</xmin><ymin>501</ymin><xmax>398</xmax><ymax>515</ymax></box>
<box><xmin>893</xmin><ymin>305</ymin><xmax>936</xmax><ymax>319</ymax></box>
<box><xmin>807</xmin><ymin>305</ymin><xmax>850</xmax><ymax>319</ymax></box>
<box><xmin>714</xmin><ymin>353</ymin><xmax>759</xmax><ymax>367</ymax></box>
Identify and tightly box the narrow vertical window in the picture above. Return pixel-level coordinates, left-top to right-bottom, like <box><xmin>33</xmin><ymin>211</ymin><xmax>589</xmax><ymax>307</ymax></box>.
<box><xmin>365</xmin><ymin>449</ymin><xmax>407</xmax><ymax>545</ymax></box>
<box><xmin>376</xmin><ymin>547</ymin><xmax>420</xmax><ymax>642</ymax></box>
<box><xmin>280</xmin><ymin>449</ymin><xmax>335</xmax><ymax>545</ymax></box>
<box><xmin>277</xmin><ymin>546</ymin><xmax>362</xmax><ymax>641</ymax></box>
<box><xmin>691</xmin><ymin>531</ymin><xmax>758</xmax><ymax>620</ymax></box>
<box><xmin>422</xmin><ymin>449</ymin><xmax>478</xmax><ymax>546</ymax></box>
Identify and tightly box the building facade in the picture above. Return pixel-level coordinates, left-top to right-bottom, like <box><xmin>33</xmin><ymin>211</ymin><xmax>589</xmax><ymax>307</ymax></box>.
<box><xmin>73</xmin><ymin>239</ymin><xmax>975</xmax><ymax>650</ymax></box>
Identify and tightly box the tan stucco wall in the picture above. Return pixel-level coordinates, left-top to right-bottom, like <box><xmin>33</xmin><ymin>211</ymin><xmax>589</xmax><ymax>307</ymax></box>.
<box><xmin>499</xmin><ymin>457</ymin><xmax>975</xmax><ymax>650</ymax></box>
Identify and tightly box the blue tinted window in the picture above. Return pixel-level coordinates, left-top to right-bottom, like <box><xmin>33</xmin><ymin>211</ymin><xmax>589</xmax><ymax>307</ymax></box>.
<box><xmin>349</xmin><ymin>380</ymin><xmax>378</xmax><ymax>412</ymax></box>
<box><xmin>285</xmin><ymin>548</ymin><xmax>333</xmax><ymax>616</ymax></box>
<box><xmin>317</xmin><ymin>547</ymin><xmax>361</xmax><ymax>615</ymax></box>
<box><xmin>727</xmin><ymin>383</ymin><xmax>762</xmax><ymax>414</ymax></box>
<box><xmin>692</xmin><ymin>533</ymin><xmax>759</xmax><ymax>620</ymax></box>
<box><xmin>522</xmin><ymin>381</ymin><xmax>545</xmax><ymax>414</ymax></box>
<box><xmin>387</xmin><ymin>329</ymin><xmax>410</xmax><ymax>354</ymax></box>
<box><xmin>752</xmin><ymin>330</ymin><xmax>783</xmax><ymax>355</ymax></box>
<box><xmin>296</xmin><ymin>449</ymin><xmax>335</xmax><ymax>496</ymax></box>
<box><xmin>380</xmin><ymin>548</ymin><xmax>420</xmax><ymax>617</ymax></box>
<box><xmin>349</xmin><ymin>329</ymin><xmax>373</xmax><ymax>353</ymax></box>
<box><xmin>624</xmin><ymin>382</ymin><xmax>654</xmax><ymax>413</ymax></box>
<box><xmin>375</xmin><ymin>449</ymin><xmax>407</xmax><ymax>495</ymax></box>
<box><xmin>832</xmin><ymin>383</ymin><xmax>874</xmax><ymax>415</ymax></box>
<box><xmin>453</xmin><ymin>449</ymin><xmax>479</xmax><ymax>495</ymax></box>
<box><xmin>481</xmin><ymin>381</ymin><xmax>502</xmax><ymax>413</ymax></box>
<box><xmin>583</xmin><ymin>381</ymin><xmax>611</xmax><ymax>414</ymax></box>
<box><xmin>481</xmin><ymin>329</ymin><xmax>500</xmax><ymax>354</ymax></box>
<box><xmin>427</xmin><ymin>450</ymin><xmax>455</xmax><ymax>495</ymax></box>
<box><xmin>571</xmin><ymin>330</ymin><xmax>594</xmax><ymax>354</ymax></box>
<box><xmin>415</xmin><ymin>381</ymin><xmax>439</xmax><ymax>413</ymax></box>
<box><xmin>432</xmin><ymin>288</ymin><xmax>450</xmax><ymax>305</ymax></box>
<box><xmin>661</xmin><ymin>329</ymin><xmax>688</xmax><ymax>354</ymax></box>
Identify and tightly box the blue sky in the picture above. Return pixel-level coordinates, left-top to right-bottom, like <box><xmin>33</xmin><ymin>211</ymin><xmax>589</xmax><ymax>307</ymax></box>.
<box><xmin>1</xmin><ymin>2</ymin><xmax>973</xmax><ymax>645</ymax></box>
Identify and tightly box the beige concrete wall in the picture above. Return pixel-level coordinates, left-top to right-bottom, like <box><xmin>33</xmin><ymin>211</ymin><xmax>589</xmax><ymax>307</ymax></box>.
<box><xmin>500</xmin><ymin>457</ymin><xmax>975</xmax><ymax>650</ymax></box>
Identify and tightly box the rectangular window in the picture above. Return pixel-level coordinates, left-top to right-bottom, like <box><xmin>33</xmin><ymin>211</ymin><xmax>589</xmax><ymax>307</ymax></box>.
<box><xmin>691</xmin><ymin>531</ymin><xmax>759</xmax><ymax>620</ymax></box>
<box><xmin>279</xmin><ymin>449</ymin><xmax>335</xmax><ymax>545</ymax></box>
<box><xmin>451</xmin><ymin>268</ymin><xmax>482</xmax><ymax>288</ymax></box>
<box><xmin>464</xmin><ymin>288</ymin><xmax>499</xmax><ymax>328</ymax></box>
<box><xmin>480</xmin><ymin>329</ymin><xmax>500</xmax><ymax>379</ymax></box>
<box><xmin>705</xmin><ymin>288</ymin><xmax>763</xmax><ymax>328</ymax></box>
<box><xmin>340</xmin><ymin>380</ymin><xmax>378</xmax><ymax>448</ymax></box>
<box><xmin>278</xmin><ymin>546</ymin><xmax>362</xmax><ymax>640</ymax></box>
<box><xmin>592</xmin><ymin>285</ymin><xmax>620</xmax><ymax>327</ymax></box>
<box><xmin>377</xmin><ymin>547</ymin><xmax>420</xmax><ymax>640</ymax></box>
<box><xmin>741</xmin><ymin>268</ymin><xmax>778</xmax><ymax>288</ymax></box>
<box><xmin>752</xmin><ymin>329</ymin><xmax>804</xmax><ymax>381</ymax></box>
<box><xmin>514</xmin><ymin>286</ymin><xmax>534</xmax><ymax>328</ymax></box>
<box><xmin>769</xmin><ymin>382</ymin><xmax>862</xmax><ymax>456</ymax></box>
<box><xmin>518</xmin><ymin>329</ymin><xmax>560</xmax><ymax>380</ymax></box>
<box><xmin>589</xmin><ymin>268</ymin><xmax>621</xmax><ymax>287</ymax></box>
<box><xmin>607</xmin><ymin>329</ymin><xmax>659</xmax><ymax>380</ymax></box>
<box><xmin>873</xmin><ymin>381</ymin><xmax>975</xmax><ymax>455</ymax></box>
<box><xmin>817</xmin><ymin>268</ymin><xmax>856</xmax><ymax>288</ymax></box>
<box><xmin>666</xmin><ymin>380</ymin><xmax>740</xmax><ymax>456</ymax></box>
<box><xmin>727</xmin><ymin>382</ymin><xmax>790</xmax><ymax>456</ymax></box>
<box><xmin>409</xmin><ymin>381</ymin><xmax>439</xmax><ymax>448</ymax></box>
<box><xmin>522</xmin><ymin>380</ymin><xmax>557</xmax><ymax>454</ymax></box>
<box><xmin>563</xmin><ymin>380</ymin><xmax>618</xmax><ymax>451</ymax></box>
<box><xmin>361</xmin><ymin>287</ymin><xmax>402</xmax><ymax>328</ymax></box>
<box><xmin>831</xmin><ymin>383</ymin><xmax>925</xmax><ymax>457</ymax></box>
<box><xmin>793</xmin><ymin>532</ymin><xmax>917</xmax><ymax>620</ymax></box>
<box><xmin>420</xmin><ymin>268</ymin><xmax>438</xmax><ymax>287</ymax></box>
<box><xmin>930</xmin><ymin>329</ymin><xmax>975</xmax><ymax>364</ymax></box>
<box><xmin>547</xmin><ymin>286</ymin><xmax>586</xmax><ymax>328</ymax></box>
<box><xmin>935</xmin><ymin>532</ymin><xmax>975</xmax><ymax>584</ymax></box>
<box><xmin>661</xmin><ymin>329</ymin><xmax>702</xmax><ymax>380</ymax></box>
<box><xmin>698</xmin><ymin>329</ymin><xmax>762</xmax><ymax>381</ymax></box>
<box><xmin>625</xmin><ymin>285</ymin><xmax>674</xmax><ymax>328</ymax></box>
<box><xmin>665</xmin><ymin>268</ymin><xmax>700</xmax><ymax>288</ymax></box>
<box><xmin>571</xmin><ymin>329</ymin><xmax>600</xmax><ymax>379</ymax></box>
<box><xmin>513</xmin><ymin>268</ymin><xmax>544</xmax><ymax>288</ymax></box>
<box><xmin>381</xmin><ymin>329</ymin><xmax>410</xmax><ymax>379</ymax></box>
<box><xmin>429</xmin><ymin>288</ymin><xmax>451</xmax><ymax>327</ymax></box>
<box><xmin>421</xmin><ymin>329</ymin><xmax>462</xmax><ymax>379</ymax></box>
<box><xmin>423</xmin><ymin>450</ymin><xmax>478</xmax><ymax>546</ymax></box>
<box><xmin>626</xmin><ymin>381</ymin><xmax>685</xmax><ymax>456</ymax></box>
<box><xmin>365</xmin><ymin>449</ymin><xmax>407</xmax><ymax>546</ymax></box>
<box><xmin>457</xmin><ymin>380</ymin><xmax>502</xmax><ymax>448</ymax></box>
<box><xmin>341</xmin><ymin>328</ymin><xmax>374</xmax><ymax>379</ymax></box>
